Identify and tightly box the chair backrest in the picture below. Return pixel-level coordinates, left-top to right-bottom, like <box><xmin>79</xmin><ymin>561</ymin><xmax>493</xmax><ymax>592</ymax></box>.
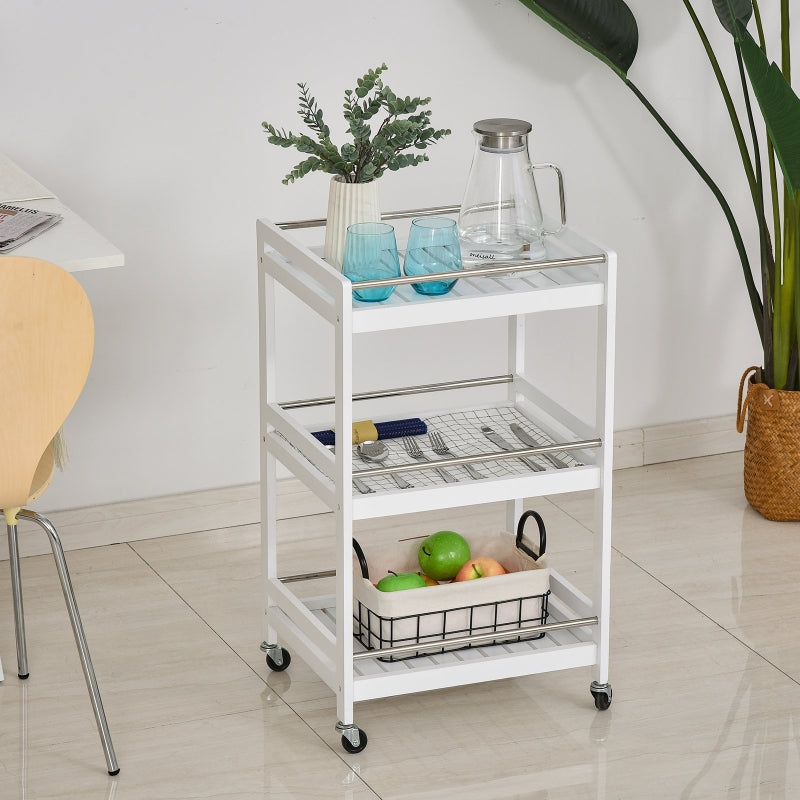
<box><xmin>0</xmin><ymin>256</ymin><xmax>94</xmax><ymax>510</ymax></box>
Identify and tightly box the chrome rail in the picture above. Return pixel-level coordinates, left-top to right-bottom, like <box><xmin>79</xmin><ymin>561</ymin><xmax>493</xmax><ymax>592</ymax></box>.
<box><xmin>276</xmin><ymin>204</ymin><xmax>461</xmax><ymax>230</ymax></box>
<box><xmin>348</xmin><ymin>253</ymin><xmax>605</xmax><ymax>289</ymax></box>
<box><xmin>349</xmin><ymin>438</ymin><xmax>601</xmax><ymax>479</ymax></box>
<box><xmin>352</xmin><ymin>616</ymin><xmax>599</xmax><ymax>661</ymax></box>
<box><xmin>279</xmin><ymin>374</ymin><xmax>513</xmax><ymax>410</ymax></box>
<box><xmin>273</xmin><ymin>204</ymin><xmax>606</xmax><ymax>285</ymax></box>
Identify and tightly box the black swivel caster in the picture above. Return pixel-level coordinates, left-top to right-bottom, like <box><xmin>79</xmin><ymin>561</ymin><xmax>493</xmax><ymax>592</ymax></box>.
<box><xmin>590</xmin><ymin>681</ymin><xmax>612</xmax><ymax>710</ymax></box>
<box><xmin>338</xmin><ymin>723</ymin><xmax>368</xmax><ymax>753</ymax></box>
<box><xmin>265</xmin><ymin>646</ymin><xmax>291</xmax><ymax>672</ymax></box>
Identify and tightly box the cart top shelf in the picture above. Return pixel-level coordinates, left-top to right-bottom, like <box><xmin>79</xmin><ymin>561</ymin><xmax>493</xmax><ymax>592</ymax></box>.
<box><xmin>257</xmin><ymin>213</ymin><xmax>613</xmax><ymax>332</ymax></box>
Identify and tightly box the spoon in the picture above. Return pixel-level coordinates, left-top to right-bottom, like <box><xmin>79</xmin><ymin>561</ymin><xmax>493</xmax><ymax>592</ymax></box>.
<box><xmin>325</xmin><ymin>444</ymin><xmax>373</xmax><ymax>494</ymax></box>
<box><xmin>358</xmin><ymin>440</ymin><xmax>413</xmax><ymax>489</ymax></box>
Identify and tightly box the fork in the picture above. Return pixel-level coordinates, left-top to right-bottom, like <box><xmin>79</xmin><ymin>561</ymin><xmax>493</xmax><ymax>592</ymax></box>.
<box><xmin>428</xmin><ymin>430</ymin><xmax>487</xmax><ymax>480</ymax></box>
<box><xmin>402</xmin><ymin>436</ymin><xmax>459</xmax><ymax>483</ymax></box>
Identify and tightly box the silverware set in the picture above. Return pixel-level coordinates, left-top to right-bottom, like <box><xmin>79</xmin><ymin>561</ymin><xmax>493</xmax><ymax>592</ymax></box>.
<box><xmin>428</xmin><ymin>430</ymin><xmax>487</xmax><ymax>480</ymax></box>
<box><xmin>344</xmin><ymin>424</ymin><xmax>572</xmax><ymax>494</ymax></box>
<box><xmin>403</xmin><ymin>435</ymin><xmax>459</xmax><ymax>483</ymax></box>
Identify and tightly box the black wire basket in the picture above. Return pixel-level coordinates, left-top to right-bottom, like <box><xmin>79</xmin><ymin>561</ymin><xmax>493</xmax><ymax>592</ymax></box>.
<box><xmin>352</xmin><ymin>510</ymin><xmax>551</xmax><ymax>662</ymax></box>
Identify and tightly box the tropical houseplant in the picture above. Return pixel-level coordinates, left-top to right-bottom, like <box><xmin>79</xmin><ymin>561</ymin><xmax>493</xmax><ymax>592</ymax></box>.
<box><xmin>518</xmin><ymin>0</ymin><xmax>800</xmax><ymax>519</ymax></box>
<box><xmin>262</xmin><ymin>64</ymin><xmax>450</xmax><ymax>267</ymax></box>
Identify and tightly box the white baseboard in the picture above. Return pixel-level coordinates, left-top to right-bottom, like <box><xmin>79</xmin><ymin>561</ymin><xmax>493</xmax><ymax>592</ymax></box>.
<box><xmin>12</xmin><ymin>414</ymin><xmax>742</xmax><ymax>558</ymax></box>
<box><xmin>11</xmin><ymin>482</ymin><xmax>326</xmax><ymax>561</ymax></box>
<box><xmin>613</xmin><ymin>413</ymin><xmax>743</xmax><ymax>469</ymax></box>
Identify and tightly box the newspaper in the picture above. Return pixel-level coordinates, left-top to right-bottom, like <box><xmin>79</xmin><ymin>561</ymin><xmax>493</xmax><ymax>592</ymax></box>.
<box><xmin>0</xmin><ymin>203</ymin><xmax>62</xmax><ymax>252</ymax></box>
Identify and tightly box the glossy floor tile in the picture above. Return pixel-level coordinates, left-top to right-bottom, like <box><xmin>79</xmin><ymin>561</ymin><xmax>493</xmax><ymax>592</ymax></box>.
<box><xmin>2</xmin><ymin>452</ymin><xmax>800</xmax><ymax>797</ymax></box>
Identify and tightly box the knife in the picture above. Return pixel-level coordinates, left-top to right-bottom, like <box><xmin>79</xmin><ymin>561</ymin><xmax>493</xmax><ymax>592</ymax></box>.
<box><xmin>509</xmin><ymin>423</ymin><xmax>571</xmax><ymax>469</ymax></box>
<box><xmin>480</xmin><ymin>426</ymin><xmax>544</xmax><ymax>472</ymax></box>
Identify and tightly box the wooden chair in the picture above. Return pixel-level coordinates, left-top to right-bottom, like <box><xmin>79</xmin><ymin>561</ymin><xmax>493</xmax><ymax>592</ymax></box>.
<box><xmin>0</xmin><ymin>256</ymin><xmax>119</xmax><ymax>775</ymax></box>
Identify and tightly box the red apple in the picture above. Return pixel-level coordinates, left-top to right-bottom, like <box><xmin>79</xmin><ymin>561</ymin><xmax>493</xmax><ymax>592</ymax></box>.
<box><xmin>453</xmin><ymin>556</ymin><xmax>508</xmax><ymax>581</ymax></box>
<box><xmin>418</xmin><ymin>572</ymin><xmax>439</xmax><ymax>586</ymax></box>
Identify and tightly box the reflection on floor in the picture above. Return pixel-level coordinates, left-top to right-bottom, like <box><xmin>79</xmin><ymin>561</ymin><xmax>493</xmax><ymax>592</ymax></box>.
<box><xmin>1</xmin><ymin>451</ymin><xmax>800</xmax><ymax>799</ymax></box>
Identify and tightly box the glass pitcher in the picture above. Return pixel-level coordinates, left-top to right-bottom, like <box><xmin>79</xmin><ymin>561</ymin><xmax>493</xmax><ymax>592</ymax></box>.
<box><xmin>458</xmin><ymin>118</ymin><xmax>566</xmax><ymax>263</ymax></box>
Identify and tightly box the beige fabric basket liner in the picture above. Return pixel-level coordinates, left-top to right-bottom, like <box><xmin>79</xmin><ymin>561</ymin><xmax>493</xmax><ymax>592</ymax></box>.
<box><xmin>353</xmin><ymin>530</ymin><xmax>549</xmax><ymax>650</ymax></box>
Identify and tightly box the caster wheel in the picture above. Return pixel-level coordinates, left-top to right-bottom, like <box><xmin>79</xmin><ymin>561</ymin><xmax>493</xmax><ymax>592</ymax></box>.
<box><xmin>341</xmin><ymin>728</ymin><xmax>368</xmax><ymax>754</ymax></box>
<box><xmin>591</xmin><ymin>683</ymin><xmax>612</xmax><ymax>710</ymax></box>
<box><xmin>266</xmin><ymin>648</ymin><xmax>291</xmax><ymax>672</ymax></box>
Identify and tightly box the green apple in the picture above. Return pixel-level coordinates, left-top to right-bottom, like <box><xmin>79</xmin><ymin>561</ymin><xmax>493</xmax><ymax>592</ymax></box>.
<box><xmin>417</xmin><ymin>531</ymin><xmax>471</xmax><ymax>581</ymax></box>
<box><xmin>376</xmin><ymin>571</ymin><xmax>428</xmax><ymax>592</ymax></box>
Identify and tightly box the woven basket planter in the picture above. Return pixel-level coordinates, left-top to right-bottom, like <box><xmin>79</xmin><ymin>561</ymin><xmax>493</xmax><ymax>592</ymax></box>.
<box><xmin>737</xmin><ymin>366</ymin><xmax>800</xmax><ymax>521</ymax></box>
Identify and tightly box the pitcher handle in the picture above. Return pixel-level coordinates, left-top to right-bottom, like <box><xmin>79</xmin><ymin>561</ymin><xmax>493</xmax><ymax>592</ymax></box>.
<box><xmin>531</xmin><ymin>163</ymin><xmax>567</xmax><ymax>235</ymax></box>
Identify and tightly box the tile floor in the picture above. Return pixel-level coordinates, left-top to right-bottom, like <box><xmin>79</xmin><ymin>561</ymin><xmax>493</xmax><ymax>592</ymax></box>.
<box><xmin>2</xmin><ymin>451</ymin><xmax>800</xmax><ymax>798</ymax></box>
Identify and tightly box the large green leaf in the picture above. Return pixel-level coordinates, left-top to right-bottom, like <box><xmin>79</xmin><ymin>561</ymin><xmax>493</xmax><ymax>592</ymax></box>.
<box><xmin>517</xmin><ymin>0</ymin><xmax>638</xmax><ymax>78</ymax></box>
<box><xmin>712</xmin><ymin>0</ymin><xmax>752</xmax><ymax>35</ymax></box>
<box><xmin>738</xmin><ymin>27</ymin><xmax>800</xmax><ymax>193</ymax></box>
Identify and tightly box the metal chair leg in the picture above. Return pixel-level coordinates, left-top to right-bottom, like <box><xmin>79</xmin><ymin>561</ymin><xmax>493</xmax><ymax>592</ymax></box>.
<box><xmin>16</xmin><ymin>509</ymin><xmax>120</xmax><ymax>776</ymax></box>
<box><xmin>7</xmin><ymin>523</ymin><xmax>30</xmax><ymax>679</ymax></box>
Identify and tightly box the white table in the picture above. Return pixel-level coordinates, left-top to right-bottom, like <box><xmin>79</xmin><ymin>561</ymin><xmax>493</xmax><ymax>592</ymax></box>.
<box><xmin>0</xmin><ymin>152</ymin><xmax>124</xmax><ymax>272</ymax></box>
<box><xmin>0</xmin><ymin>154</ymin><xmax>125</xmax><ymax>682</ymax></box>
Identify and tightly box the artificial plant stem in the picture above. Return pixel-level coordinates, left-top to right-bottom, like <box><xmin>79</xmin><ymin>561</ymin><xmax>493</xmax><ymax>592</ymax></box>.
<box><xmin>771</xmin><ymin>0</ymin><xmax>795</xmax><ymax>389</ymax></box>
<box><xmin>625</xmin><ymin>79</ymin><xmax>764</xmax><ymax>338</ymax></box>
<box><xmin>781</xmin><ymin>0</ymin><xmax>790</xmax><ymax>81</ymax></box>
<box><xmin>790</xmin><ymin>190</ymin><xmax>799</xmax><ymax>387</ymax></box>
<box><xmin>768</xmin><ymin>151</ymin><xmax>781</xmax><ymax>266</ymax></box>
<box><xmin>734</xmin><ymin>41</ymin><xmax>774</xmax><ymax>383</ymax></box>
<box><xmin>775</xmin><ymin>193</ymin><xmax>797</xmax><ymax>389</ymax></box>
<box><xmin>735</xmin><ymin>45</ymin><xmax>763</xmax><ymax>218</ymax></box>
<box><xmin>682</xmin><ymin>0</ymin><xmax>758</xmax><ymax>203</ymax></box>
<box><xmin>751</xmin><ymin>0</ymin><xmax>781</xmax><ymax>322</ymax></box>
<box><xmin>774</xmin><ymin>185</ymin><xmax>795</xmax><ymax>388</ymax></box>
<box><xmin>752</xmin><ymin>0</ymin><xmax>765</xmax><ymax>44</ymax></box>
<box><xmin>783</xmin><ymin>0</ymin><xmax>795</xmax><ymax>389</ymax></box>
<box><xmin>793</xmin><ymin>192</ymin><xmax>800</xmax><ymax>390</ymax></box>
<box><xmin>683</xmin><ymin>0</ymin><xmax>770</xmax><ymax>361</ymax></box>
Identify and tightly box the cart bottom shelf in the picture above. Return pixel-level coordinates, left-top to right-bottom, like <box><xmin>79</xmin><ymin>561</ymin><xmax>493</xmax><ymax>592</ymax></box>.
<box><xmin>302</xmin><ymin>595</ymin><xmax>598</xmax><ymax>703</ymax></box>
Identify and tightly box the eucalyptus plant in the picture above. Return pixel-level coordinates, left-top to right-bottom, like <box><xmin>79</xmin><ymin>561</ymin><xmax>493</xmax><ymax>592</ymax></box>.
<box><xmin>262</xmin><ymin>64</ymin><xmax>451</xmax><ymax>185</ymax></box>
<box><xmin>519</xmin><ymin>0</ymin><xmax>800</xmax><ymax>390</ymax></box>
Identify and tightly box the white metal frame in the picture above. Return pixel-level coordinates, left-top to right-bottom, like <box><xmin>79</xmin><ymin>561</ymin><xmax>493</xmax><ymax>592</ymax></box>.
<box><xmin>257</xmin><ymin>211</ymin><xmax>617</xmax><ymax>743</ymax></box>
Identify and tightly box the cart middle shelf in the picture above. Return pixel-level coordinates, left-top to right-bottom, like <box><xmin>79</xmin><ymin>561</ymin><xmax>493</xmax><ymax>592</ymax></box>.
<box><xmin>264</xmin><ymin>398</ymin><xmax>604</xmax><ymax>520</ymax></box>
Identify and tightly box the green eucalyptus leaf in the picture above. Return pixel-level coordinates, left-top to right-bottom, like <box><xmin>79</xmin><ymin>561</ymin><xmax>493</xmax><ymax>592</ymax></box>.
<box><xmin>283</xmin><ymin>156</ymin><xmax>322</xmax><ymax>184</ymax></box>
<box><xmin>517</xmin><ymin>0</ymin><xmax>638</xmax><ymax>78</ymax></box>
<box><xmin>263</xmin><ymin>63</ymin><xmax>449</xmax><ymax>183</ymax></box>
<box><xmin>712</xmin><ymin>0</ymin><xmax>752</xmax><ymax>35</ymax></box>
<box><xmin>739</xmin><ymin>27</ymin><xmax>800</xmax><ymax>192</ymax></box>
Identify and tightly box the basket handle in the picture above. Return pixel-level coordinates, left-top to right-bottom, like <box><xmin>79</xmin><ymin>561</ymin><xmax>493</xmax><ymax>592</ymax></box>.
<box><xmin>515</xmin><ymin>510</ymin><xmax>547</xmax><ymax>561</ymax></box>
<box><xmin>352</xmin><ymin>538</ymin><xmax>370</xmax><ymax>579</ymax></box>
<box><xmin>736</xmin><ymin>365</ymin><xmax>760</xmax><ymax>433</ymax></box>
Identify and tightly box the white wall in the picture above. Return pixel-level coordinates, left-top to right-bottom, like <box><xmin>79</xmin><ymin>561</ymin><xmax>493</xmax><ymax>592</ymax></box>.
<box><xmin>2</xmin><ymin>0</ymin><xmax>770</xmax><ymax>510</ymax></box>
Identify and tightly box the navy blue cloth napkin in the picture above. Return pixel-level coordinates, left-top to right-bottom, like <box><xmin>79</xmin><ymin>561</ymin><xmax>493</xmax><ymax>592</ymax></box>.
<box><xmin>312</xmin><ymin>418</ymin><xmax>428</xmax><ymax>446</ymax></box>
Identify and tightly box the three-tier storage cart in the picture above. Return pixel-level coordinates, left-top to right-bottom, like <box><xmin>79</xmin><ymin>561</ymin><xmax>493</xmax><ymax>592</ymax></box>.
<box><xmin>257</xmin><ymin>205</ymin><xmax>616</xmax><ymax>753</ymax></box>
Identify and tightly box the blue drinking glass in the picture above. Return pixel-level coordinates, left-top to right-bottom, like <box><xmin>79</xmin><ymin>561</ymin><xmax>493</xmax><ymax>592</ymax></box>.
<box><xmin>403</xmin><ymin>217</ymin><xmax>463</xmax><ymax>296</ymax></box>
<box><xmin>342</xmin><ymin>222</ymin><xmax>401</xmax><ymax>303</ymax></box>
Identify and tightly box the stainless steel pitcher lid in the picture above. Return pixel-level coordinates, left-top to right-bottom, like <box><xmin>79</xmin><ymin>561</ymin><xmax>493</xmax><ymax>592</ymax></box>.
<box><xmin>473</xmin><ymin>118</ymin><xmax>532</xmax><ymax>151</ymax></box>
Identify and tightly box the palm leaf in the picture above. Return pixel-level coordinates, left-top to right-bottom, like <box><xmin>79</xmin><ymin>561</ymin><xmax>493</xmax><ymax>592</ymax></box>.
<box><xmin>517</xmin><ymin>0</ymin><xmax>638</xmax><ymax>78</ymax></box>
<box><xmin>712</xmin><ymin>0</ymin><xmax>752</xmax><ymax>35</ymax></box>
<box><xmin>738</xmin><ymin>27</ymin><xmax>800</xmax><ymax>193</ymax></box>
<box><xmin>521</xmin><ymin>0</ymin><xmax>764</xmax><ymax>338</ymax></box>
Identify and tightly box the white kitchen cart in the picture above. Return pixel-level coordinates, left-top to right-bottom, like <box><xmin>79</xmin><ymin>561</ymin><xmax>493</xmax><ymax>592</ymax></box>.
<box><xmin>257</xmin><ymin>205</ymin><xmax>616</xmax><ymax>753</ymax></box>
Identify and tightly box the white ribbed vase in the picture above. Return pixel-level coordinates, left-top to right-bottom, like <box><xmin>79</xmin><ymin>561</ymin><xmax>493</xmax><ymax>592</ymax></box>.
<box><xmin>324</xmin><ymin>176</ymin><xmax>381</xmax><ymax>270</ymax></box>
